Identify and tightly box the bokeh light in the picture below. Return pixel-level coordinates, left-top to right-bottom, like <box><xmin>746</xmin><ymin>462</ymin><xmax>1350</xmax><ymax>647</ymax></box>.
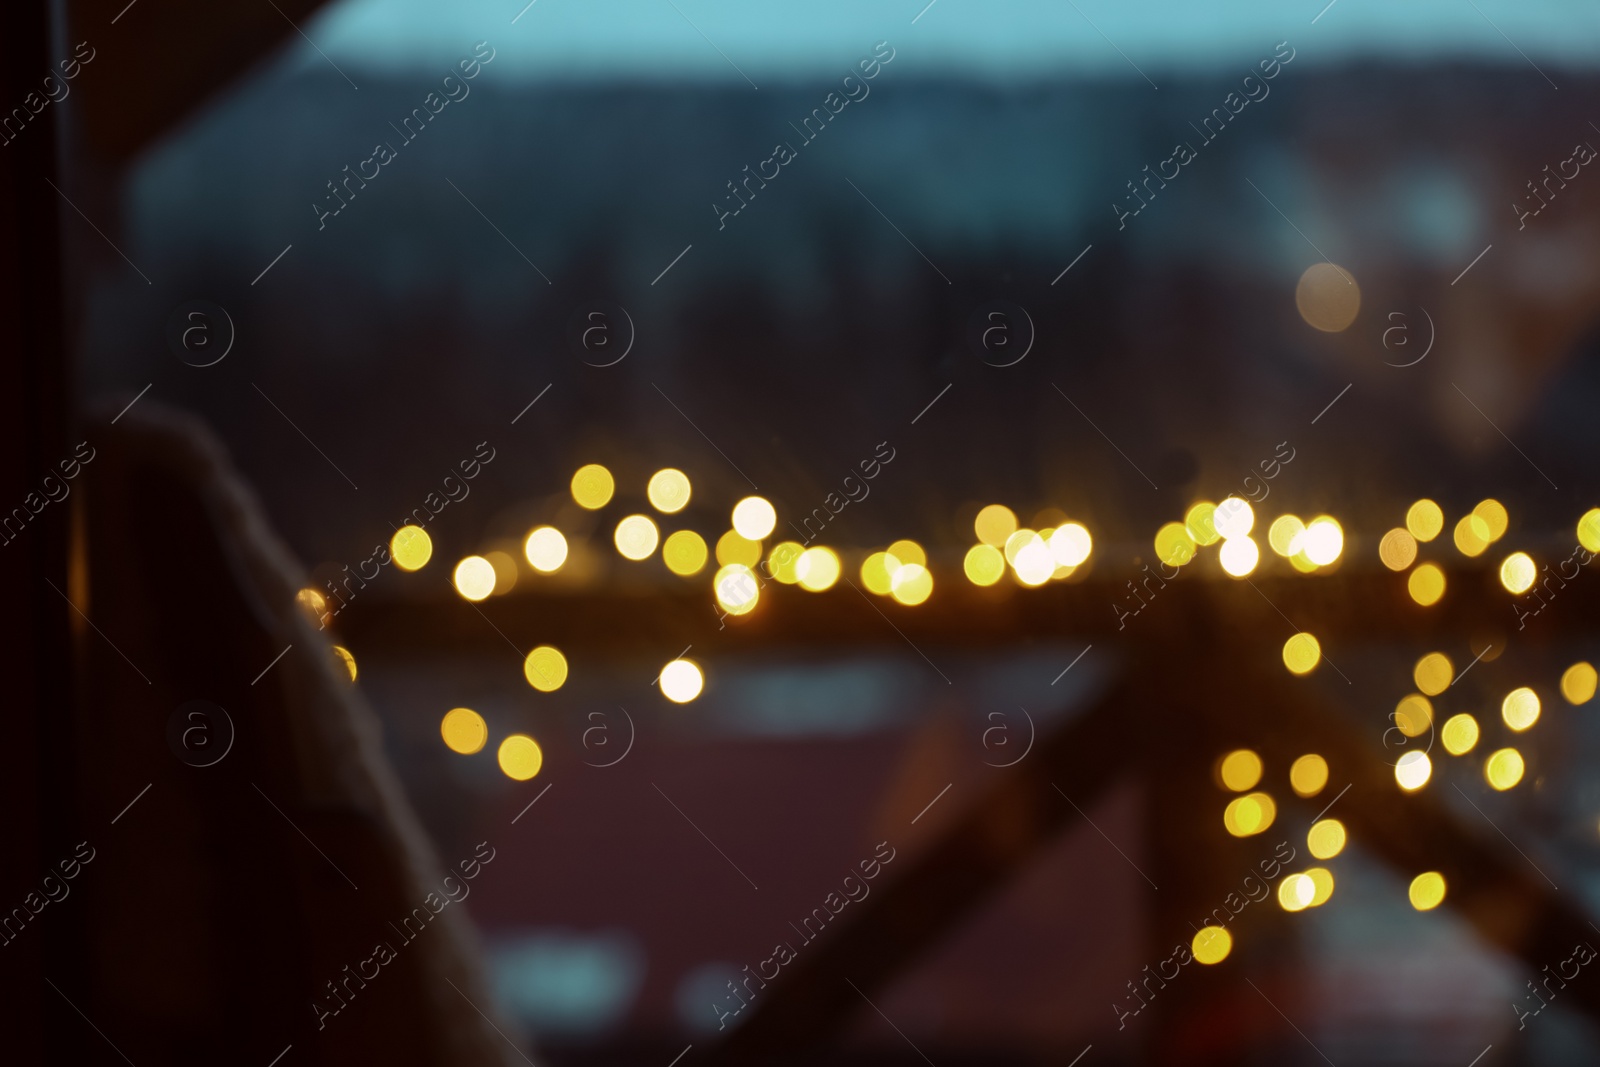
<box><xmin>660</xmin><ymin>658</ymin><xmax>704</xmax><ymax>703</ymax></box>
<box><xmin>523</xmin><ymin>645</ymin><xmax>569</xmax><ymax>692</ymax></box>
<box><xmin>715</xmin><ymin>529</ymin><xmax>762</xmax><ymax>568</ymax></box>
<box><xmin>1472</xmin><ymin>499</ymin><xmax>1508</xmax><ymax>542</ymax></box>
<box><xmin>646</xmin><ymin>468</ymin><xmax>692</xmax><ymax>514</ymax></box>
<box><xmin>615</xmin><ymin>515</ymin><xmax>660</xmax><ymax>560</ymax></box>
<box><xmin>391</xmin><ymin>525</ymin><xmax>433</xmax><ymax>571</ymax></box>
<box><xmin>1394</xmin><ymin>694</ymin><xmax>1433</xmax><ymax>738</ymax></box>
<box><xmin>1485</xmin><ymin>747</ymin><xmax>1525</xmax><ymax>790</ymax></box>
<box><xmin>1305</xmin><ymin>867</ymin><xmax>1335</xmax><ymax>907</ymax></box>
<box><xmin>1218</xmin><ymin>536</ymin><xmax>1260</xmax><ymax>578</ymax></box>
<box><xmin>1219</xmin><ymin>749</ymin><xmax>1263</xmax><ymax>791</ymax></box>
<box><xmin>1579</xmin><ymin>508</ymin><xmax>1600</xmax><ymax>554</ymax></box>
<box><xmin>1395</xmin><ymin>750</ymin><xmax>1432</xmax><ymax>791</ymax></box>
<box><xmin>497</xmin><ymin>734</ymin><xmax>543</xmax><ymax>781</ymax></box>
<box><xmin>1289</xmin><ymin>754</ymin><xmax>1328</xmax><ymax>797</ymax></box>
<box><xmin>768</xmin><ymin>542</ymin><xmax>803</xmax><ymax>584</ymax></box>
<box><xmin>1498</xmin><ymin>552</ymin><xmax>1536</xmax><ymax>594</ymax></box>
<box><xmin>1561</xmin><ymin>662</ymin><xmax>1597</xmax><ymax>704</ymax></box>
<box><xmin>1192</xmin><ymin>926</ymin><xmax>1231</xmax><ymax>965</ymax></box>
<box><xmin>1185</xmin><ymin>502</ymin><xmax>1220</xmax><ymax>546</ymax></box>
<box><xmin>1379</xmin><ymin>528</ymin><xmax>1418</xmax><ymax>571</ymax></box>
<box><xmin>440</xmin><ymin>707</ymin><xmax>488</xmax><ymax>755</ymax></box>
<box><xmin>796</xmin><ymin>547</ymin><xmax>841</xmax><ymax>592</ymax></box>
<box><xmin>1214</xmin><ymin>497</ymin><xmax>1254</xmax><ymax>539</ymax></box>
<box><xmin>1441</xmin><ymin>713</ymin><xmax>1480</xmax><ymax>755</ymax></box>
<box><xmin>1223</xmin><ymin>792</ymin><xmax>1276</xmax><ymax>836</ymax></box>
<box><xmin>1048</xmin><ymin>523</ymin><xmax>1093</xmax><ymax>566</ymax></box>
<box><xmin>453</xmin><ymin>556</ymin><xmax>496</xmax><ymax>601</ymax></box>
<box><xmin>1302</xmin><ymin>517</ymin><xmax>1344</xmax><ymax>566</ymax></box>
<box><xmin>1500</xmin><ymin>687</ymin><xmax>1540</xmax><ymax>731</ymax></box>
<box><xmin>1408</xmin><ymin>871</ymin><xmax>1446</xmax><ymax>911</ymax></box>
<box><xmin>964</xmin><ymin>544</ymin><xmax>1006</xmax><ymax>586</ymax></box>
<box><xmin>887</xmin><ymin>539</ymin><xmax>927</xmax><ymax>568</ymax></box>
<box><xmin>1282</xmin><ymin>632</ymin><xmax>1321</xmax><ymax>675</ymax></box>
<box><xmin>975</xmin><ymin>504</ymin><xmax>1018</xmax><ymax>548</ymax></box>
<box><xmin>1295</xmin><ymin>261</ymin><xmax>1361</xmax><ymax>332</ymax></box>
<box><xmin>1278</xmin><ymin>872</ymin><xmax>1315</xmax><ymax>912</ymax></box>
<box><xmin>1408</xmin><ymin>563</ymin><xmax>1446</xmax><ymax>606</ymax></box>
<box><xmin>332</xmin><ymin>645</ymin><xmax>357</xmax><ymax>681</ymax></box>
<box><xmin>891</xmin><ymin>563</ymin><xmax>934</xmax><ymax>606</ymax></box>
<box><xmin>524</xmin><ymin>526</ymin><xmax>568</xmax><ymax>573</ymax></box>
<box><xmin>1413</xmin><ymin>653</ymin><xmax>1452</xmax><ymax>696</ymax></box>
<box><xmin>484</xmin><ymin>550</ymin><xmax>519</xmax><ymax>594</ymax></box>
<box><xmin>1308</xmin><ymin>819</ymin><xmax>1346</xmax><ymax>859</ymax></box>
<box><xmin>1406</xmin><ymin>500</ymin><xmax>1444</xmax><ymax>542</ymax></box>
<box><xmin>1269</xmin><ymin>515</ymin><xmax>1305</xmax><ymax>558</ymax></box>
<box><xmin>732</xmin><ymin>496</ymin><xmax>778</xmax><ymax>540</ymax></box>
<box><xmin>714</xmin><ymin>563</ymin><xmax>760</xmax><ymax>614</ymax></box>
<box><xmin>1008</xmin><ymin>531</ymin><xmax>1055</xmax><ymax>586</ymax></box>
<box><xmin>861</xmin><ymin>551</ymin><xmax>898</xmax><ymax>595</ymax></box>
<box><xmin>663</xmin><ymin>530</ymin><xmax>709</xmax><ymax>576</ymax></box>
<box><xmin>571</xmin><ymin>463</ymin><xmax>615</xmax><ymax>510</ymax></box>
<box><xmin>1155</xmin><ymin>522</ymin><xmax>1197</xmax><ymax>566</ymax></box>
<box><xmin>1453</xmin><ymin>514</ymin><xmax>1491</xmax><ymax>557</ymax></box>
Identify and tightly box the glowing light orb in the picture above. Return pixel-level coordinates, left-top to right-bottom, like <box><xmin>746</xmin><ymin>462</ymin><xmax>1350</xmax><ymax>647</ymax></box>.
<box><xmin>524</xmin><ymin>526</ymin><xmax>568</xmax><ymax>573</ymax></box>
<box><xmin>440</xmin><ymin>707</ymin><xmax>488</xmax><ymax>755</ymax></box>
<box><xmin>732</xmin><ymin>496</ymin><xmax>777</xmax><ymax>540</ymax></box>
<box><xmin>453</xmin><ymin>556</ymin><xmax>496</xmax><ymax>601</ymax></box>
<box><xmin>497</xmin><ymin>734</ymin><xmax>543</xmax><ymax>780</ymax></box>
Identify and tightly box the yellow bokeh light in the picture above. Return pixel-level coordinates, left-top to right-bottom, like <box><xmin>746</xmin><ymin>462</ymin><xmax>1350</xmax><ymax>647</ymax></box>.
<box><xmin>1453</xmin><ymin>514</ymin><xmax>1490</xmax><ymax>557</ymax></box>
<box><xmin>1305</xmin><ymin>867</ymin><xmax>1335</xmax><ymax>907</ymax></box>
<box><xmin>1578</xmin><ymin>508</ymin><xmax>1600</xmax><ymax>554</ymax></box>
<box><xmin>1218</xmin><ymin>536</ymin><xmax>1260</xmax><ymax>578</ymax></box>
<box><xmin>391</xmin><ymin>525</ymin><xmax>434</xmax><ymax>571</ymax></box>
<box><xmin>1441</xmin><ymin>713</ymin><xmax>1480</xmax><ymax>755</ymax></box>
<box><xmin>1498</xmin><ymin>552</ymin><xmax>1536</xmax><ymax>595</ymax></box>
<box><xmin>523</xmin><ymin>645</ymin><xmax>569</xmax><ymax>692</ymax></box>
<box><xmin>1282</xmin><ymin>632</ymin><xmax>1321</xmax><ymax>675</ymax></box>
<box><xmin>663</xmin><ymin>530</ymin><xmax>709</xmax><ymax>576</ymax></box>
<box><xmin>1155</xmin><ymin>522</ymin><xmax>1197</xmax><ymax>566</ymax></box>
<box><xmin>484</xmin><ymin>550</ymin><xmax>519</xmax><ymax>595</ymax></box>
<box><xmin>1561</xmin><ymin>662</ymin><xmax>1598</xmax><ymax>705</ymax></box>
<box><xmin>795</xmin><ymin>547</ymin><xmax>841</xmax><ymax>592</ymax></box>
<box><xmin>732</xmin><ymin>496</ymin><xmax>778</xmax><ymax>540</ymax></box>
<box><xmin>1395</xmin><ymin>750</ymin><xmax>1432</xmax><ymax>791</ymax></box>
<box><xmin>332</xmin><ymin>644</ymin><xmax>357</xmax><ymax>681</ymax></box>
<box><xmin>296</xmin><ymin>587</ymin><xmax>328</xmax><ymax>623</ymax></box>
<box><xmin>768</xmin><ymin>542</ymin><xmax>803</xmax><ymax>584</ymax></box>
<box><xmin>440</xmin><ymin>707</ymin><xmax>488</xmax><ymax>755</ymax></box>
<box><xmin>1485</xmin><ymin>747</ymin><xmax>1525</xmax><ymax>790</ymax></box>
<box><xmin>1008</xmin><ymin>531</ymin><xmax>1055</xmax><ymax>586</ymax></box>
<box><xmin>716</xmin><ymin>529</ymin><xmax>762</xmax><ymax>568</ymax></box>
<box><xmin>1501</xmin><ymin>687</ymin><xmax>1540</xmax><ymax>731</ymax></box>
<box><xmin>1219</xmin><ymin>749</ymin><xmax>1263</xmax><ymax>791</ymax></box>
<box><xmin>1407</xmin><ymin>500</ymin><xmax>1444</xmax><ymax>542</ymax></box>
<box><xmin>1214</xmin><ymin>497</ymin><xmax>1254</xmax><ymax>539</ymax></box>
<box><xmin>614</xmin><ymin>515</ymin><xmax>660</xmax><ymax>561</ymax></box>
<box><xmin>571</xmin><ymin>463</ymin><xmax>615</xmax><ymax>510</ymax></box>
<box><xmin>646</xmin><ymin>468</ymin><xmax>692</xmax><ymax>514</ymax></box>
<box><xmin>1473</xmin><ymin>499</ymin><xmax>1508</xmax><ymax>543</ymax></box>
<box><xmin>524</xmin><ymin>526</ymin><xmax>568</xmax><ymax>573</ymax></box>
<box><xmin>1185</xmin><ymin>502</ymin><xmax>1221</xmax><ymax>547</ymax></box>
<box><xmin>1302</xmin><ymin>517</ymin><xmax>1343</xmax><ymax>566</ymax></box>
<box><xmin>497</xmin><ymin>734</ymin><xmax>543</xmax><ymax>781</ymax></box>
<box><xmin>1408</xmin><ymin>871</ymin><xmax>1446</xmax><ymax>911</ymax></box>
<box><xmin>964</xmin><ymin>544</ymin><xmax>1006</xmax><ymax>586</ymax></box>
<box><xmin>1408</xmin><ymin>563</ymin><xmax>1446</xmax><ymax>606</ymax></box>
<box><xmin>1379</xmin><ymin>528</ymin><xmax>1418</xmax><ymax>571</ymax></box>
<box><xmin>1394</xmin><ymin>694</ymin><xmax>1433</xmax><ymax>738</ymax></box>
<box><xmin>1413</xmin><ymin>653</ymin><xmax>1452</xmax><ymax>696</ymax></box>
<box><xmin>660</xmin><ymin>658</ymin><xmax>704</xmax><ymax>703</ymax></box>
<box><xmin>1223</xmin><ymin>792</ymin><xmax>1276</xmax><ymax>836</ymax></box>
<box><xmin>1048</xmin><ymin>523</ymin><xmax>1093</xmax><ymax>567</ymax></box>
<box><xmin>1192</xmin><ymin>926</ymin><xmax>1232</xmax><ymax>965</ymax></box>
<box><xmin>891</xmin><ymin>563</ymin><xmax>934</xmax><ymax>606</ymax></box>
<box><xmin>1307</xmin><ymin>819</ymin><xmax>1346</xmax><ymax>860</ymax></box>
<box><xmin>1289</xmin><ymin>549</ymin><xmax>1320</xmax><ymax>574</ymax></box>
<box><xmin>861</xmin><ymin>551</ymin><xmax>897</xmax><ymax>595</ymax></box>
<box><xmin>714</xmin><ymin>563</ymin><xmax>760</xmax><ymax>614</ymax></box>
<box><xmin>1289</xmin><ymin>754</ymin><xmax>1329</xmax><ymax>797</ymax></box>
<box><xmin>1278</xmin><ymin>872</ymin><xmax>1315</xmax><ymax>912</ymax></box>
<box><xmin>1268</xmin><ymin>515</ymin><xmax>1305</xmax><ymax>558</ymax></box>
<box><xmin>974</xmin><ymin>504</ymin><xmax>1018</xmax><ymax>548</ymax></box>
<box><xmin>1295</xmin><ymin>261</ymin><xmax>1361</xmax><ymax>332</ymax></box>
<box><xmin>453</xmin><ymin>556</ymin><xmax>497</xmax><ymax>601</ymax></box>
<box><xmin>887</xmin><ymin>539</ymin><xmax>926</xmax><ymax>568</ymax></box>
